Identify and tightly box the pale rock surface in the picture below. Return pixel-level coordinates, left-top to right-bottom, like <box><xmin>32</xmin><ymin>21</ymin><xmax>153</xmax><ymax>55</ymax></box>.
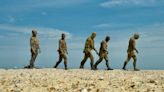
<box><xmin>0</xmin><ymin>69</ymin><xmax>164</xmax><ymax>92</ymax></box>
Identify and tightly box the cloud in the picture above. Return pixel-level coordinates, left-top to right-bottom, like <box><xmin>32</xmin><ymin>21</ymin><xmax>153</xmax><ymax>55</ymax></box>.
<box><xmin>41</xmin><ymin>11</ymin><xmax>47</xmax><ymax>16</ymax></box>
<box><xmin>137</xmin><ymin>23</ymin><xmax>164</xmax><ymax>43</ymax></box>
<box><xmin>100</xmin><ymin>0</ymin><xmax>163</xmax><ymax>8</ymax></box>
<box><xmin>0</xmin><ymin>0</ymin><xmax>91</xmax><ymax>12</ymax></box>
<box><xmin>0</xmin><ymin>24</ymin><xmax>72</xmax><ymax>39</ymax></box>
<box><xmin>7</xmin><ymin>16</ymin><xmax>16</xmax><ymax>23</ymax></box>
<box><xmin>94</xmin><ymin>22</ymin><xmax>164</xmax><ymax>48</ymax></box>
<box><xmin>94</xmin><ymin>23</ymin><xmax>143</xmax><ymax>30</ymax></box>
<box><xmin>0</xmin><ymin>35</ymin><xmax>4</xmax><ymax>39</ymax></box>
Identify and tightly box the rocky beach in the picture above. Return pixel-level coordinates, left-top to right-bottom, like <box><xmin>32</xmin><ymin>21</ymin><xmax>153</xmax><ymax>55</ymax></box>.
<box><xmin>0</xmin><ymin>69</ymin><xmax>164</xmax><ymax>92</ymax></box>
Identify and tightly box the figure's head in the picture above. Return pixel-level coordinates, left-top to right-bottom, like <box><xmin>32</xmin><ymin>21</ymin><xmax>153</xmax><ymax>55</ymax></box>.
<box><xmin>105</xmin><ymin>36</ymin><xmax>110</xmax><ymax>42</ymax></box>
<box><xmin>61</xmin><ymin>33</ymin><xmax>65</xmax><ymax>39</ymax></box>
<box><xmin>91</xmin><ymin>32</ymin><xmax>96</xmax><ymax>39</ymax></box>
<box><xmin>133</xmin><ymin>33</ymin><xmax>140</xmax><ymax>40</ymax></box>
<box><xmin>32</xmin><ymin>30</ymin><xmax>37</xmax><ymax>37</ymax></box>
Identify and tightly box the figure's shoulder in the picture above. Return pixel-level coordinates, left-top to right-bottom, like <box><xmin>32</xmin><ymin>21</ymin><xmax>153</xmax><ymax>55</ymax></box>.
<box><xmin>59</xmin><ymin>39</ymin><xmax>65</xmax><ymax>43</ymax></box>
<box><xmin>87</xmin><ymin>37</ymin><xmax>90</xmax><ymax>39</ymax></box>
<box><xmin>130</xmin><ymin>37</ymin><xmax>134</xmax><ymax>41</ymax></box>
<box><xmin>59</xmin><ymin>39</ymin><xmax>62</xmax><ymax>42</ymax></box>
<box><xmin>86</xmin><ymin>37</ymin><xmax>91</xmax><ymax>41</ymax></box>
<box><xmin>102</xmin><ymin>40</ymin><xmax>106</xmax><ymax>43</ymax></box>
<box><xmin>31</xmin><ymin>37</ymin><xmax>35</xmax><ymax>40</ymax></box>
<box><xmin>101</xmin><ymin>40</ymin><xmax>106</xmax><ymax>45</ymax></box>
<box><xmin>129</xmin><ymin>37</ymin><xmax>135</xmax><ymax>43</ymax></box>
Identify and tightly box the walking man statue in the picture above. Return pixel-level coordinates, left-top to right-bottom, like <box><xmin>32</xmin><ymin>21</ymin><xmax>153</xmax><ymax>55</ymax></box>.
<box><xmin>93</xmin><ymin>36</ymin><xmax>113</xmax><ymax>70</ymax></box>
<box><xmin>122</xmin><ymin>33</ymin><xmax>140</xmax><ymax>71</ymax></box>
<box><xmin>80</xmin><ymin>32</ymin><xmax>99</xmax><ymax>70</ymax></box>
<box><xmin>54</xmin><ymin>33</ymin><xmax>68</xmax><ymax>70</ymax></box>
<box><xmin>25</xmin><ymin>30</ymin><xmax>41</xmax><ymax>68</ymax></box>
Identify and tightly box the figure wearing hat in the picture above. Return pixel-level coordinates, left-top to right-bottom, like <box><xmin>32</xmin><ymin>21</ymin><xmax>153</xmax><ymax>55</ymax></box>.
<box><xmin>122</xmin><ymin>33</ymin><xmax>140</xmax><ymax>71</ymax></box>
<box><xmin>80</xmin><ymin>32</ymin><xmax>99</xmax><ymax>70</ymax></box>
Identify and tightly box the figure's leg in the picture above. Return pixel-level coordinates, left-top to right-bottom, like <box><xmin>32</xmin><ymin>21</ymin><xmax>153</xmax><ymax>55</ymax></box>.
<box><xmin>32</xmin><ymin>52</ymin><xmax>38</xmax><ymax>68</ymax></box>
<box><xmin>30</xmin><ymin>52</ymin><xmax>37</xmax><ymax>68</ymax></box>
<box><xmin>29</xmin><ymin>53</ymin><xmax>34</xmax><ymax>68</ymax></box>
<box><xmin>104</xmin><ymin>54</ymin><xmax>113</xmax><ymax>70</ymax></box>
<box><xmin>25</xmin><ymin>49</ymin><xmax>33</xmax><ymax>68</ymax></box>
<box><xmin>80</xmin><ymin>53</ymin><xmax>88</xmax><ymax>68</ymax></box>
<box><xmin>122</xmin><ymin>53</ymin><xmax>131</xmax><ymax>70</ymax></box>
<box><xmin>54</xmin><ymin>55</ymin><xmax>62</xmax><ymax>68</ymax></box>
<box><xmin>62</xmin><ymin>54</ymin><xmax>68</xmax><ymax>70</ymax></box>
<box><xmin>93</xmin><ymin>58</ymin><xmax>103</xmax><ymax>70</ymax></box>
<box><xmin>89</xmin><ymin>53</ymin><xmax>94</xmax><ymax>70</ymax></box>
<box><xmin>132</xmin><ymin>55</ymin><xmax>139</xmax><ymax>71</ymax></box>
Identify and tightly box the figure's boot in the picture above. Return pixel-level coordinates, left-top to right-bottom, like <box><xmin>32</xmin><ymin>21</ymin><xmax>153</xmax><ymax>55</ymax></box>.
<box><xmin>79</xmin><ymin>62</ymin><xmax>84</xmax><ymax>69</ymax></box>
<box><xmin>122</xmin><ymin>62</ymin><xmax>127</xmax><ymax>70</ymax></box>
<box><xmin>133</xmin><ymin>62</ymin><xmax>140</xmax><ymax>71</ymax></box>
<box><xmin>29</xmin><ymin>60</ymin><xmax>34</xmax><ymax>69</ymax></box>
<box><xmin>90</xmin><ymin>63</ymin><xmax>94</xmax><ymax>70</ymax></box>
<box><xmin>93</xmin><ymin>64</ymin><xmax>98</xmax><ymax>70</ymax></box>
<box><xmin>93</xmin><ymin>59</ymin><xmax>102</xmax><ymax>70</ymax></box>
<box><xmin>29</xmin><ymin>63</ymin><xmax>34</xmax><ymax>69</ymax></box>
<box><xmin>54</xmin><ymin>61</ymin><xmax>60</xmax><ymax>68</ymax></box>
<box><xmin>24</xmin><ymin>65</ymin><xmax>30</xmax><ymax>69</ymax></box>
<box><xmin>106</xmin><ymin>61</ymin><xmax>113</xmax><ymax>70</ymax></box>
<box><xmin>64</xmin><ymin>62</ymin><xmax>68</xmax><ymax>70</ymax></box>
